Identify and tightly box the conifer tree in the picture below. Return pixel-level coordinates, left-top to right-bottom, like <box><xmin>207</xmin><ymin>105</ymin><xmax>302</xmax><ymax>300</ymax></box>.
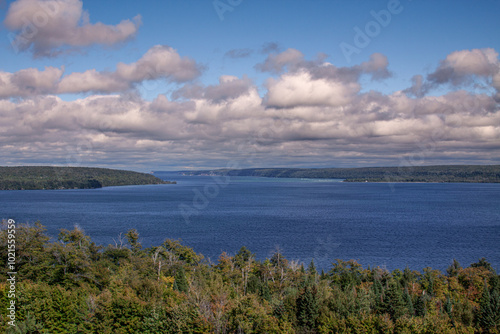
<box><xmin>308</xmin><ymin>259</ymin><xmax>317</xmax><ymax>277</ymax></box>
<box><xmin>446</xmin><ymin>259</ymin><xmax>462</xmax><ymax>277</ymax></box>
<box><xmin>383</xmin><ymin>279</ymin><xmax>407</xmax><ymax>320</ymax></box>
<box><xmin>478</xmin><ymin>283</ymin><xmax>500</xmax><ymax>330</ymax></box>
<box><xmin>174</xmin><ymin>267</ymin><xmax>189</xmax><ymax>293</ymax></box>
<box><xmin>415</xmin><ymin>294</ymin><xmax>427</xmax><ymax>317</ymax></box>
<box><xmin>125</xmin><ymin>229</ymin><xmax>142</xmax><ymax>253</ymax></box>
<box><xmin>404</xmin><ymin>287</ymin><xmax>415</xmax><ymax>316</ymax></box>
<box><xmin>296</xmin><ymin>284</ymin><xmax>319</xmax><ymax>331</ymax></box>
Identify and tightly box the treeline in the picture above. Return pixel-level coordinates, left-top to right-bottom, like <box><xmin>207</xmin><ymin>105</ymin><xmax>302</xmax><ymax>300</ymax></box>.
<box><xmin>1</xmin><ymin>223</ymin><xmax>499</xmax><ymax>333</ymax></box>
<box><xmin>0</xmin><ymin>166</ymin><xmax>174</xmax><ymax>190</ymax></box>
<box><xmin>184</xmin><ymin>165</ymin><xmax>500</xmax><ymax>183</ymax></box>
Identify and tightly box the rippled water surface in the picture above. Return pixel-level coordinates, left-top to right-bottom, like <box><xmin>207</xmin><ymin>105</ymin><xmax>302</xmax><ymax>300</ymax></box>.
<box><xmin>2</xmin><ymin>173</ymin><xmax>499</xmax><ymax>271</ymax></box>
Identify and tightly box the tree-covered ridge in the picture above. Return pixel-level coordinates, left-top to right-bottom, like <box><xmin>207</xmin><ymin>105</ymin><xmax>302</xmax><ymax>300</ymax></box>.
<box><xmin>183</xmin><ymin>165</ymin><xmax>500</xmax><ymax>183</ymax></box>
<box><xmin>1</xmin><ymin>222</ymin><xmax>499</xmax><ymax>333</ymax></box>
<box><xmin>0</xmin><ymin>166</ymin><xmax>175</xmax><ymax>190</ymax></box>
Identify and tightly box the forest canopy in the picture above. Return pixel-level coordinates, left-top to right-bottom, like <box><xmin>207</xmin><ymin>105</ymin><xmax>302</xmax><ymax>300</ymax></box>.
<box><xmin>1</xmin><ymin>222</ymin><xmax>499</xmax><ymax>333</ymax></box>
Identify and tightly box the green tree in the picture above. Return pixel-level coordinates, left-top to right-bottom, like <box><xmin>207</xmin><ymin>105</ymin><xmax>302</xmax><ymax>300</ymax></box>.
<box><xmin>125</xmin><ymin>229</ymin><xmax>142</xmax><ymax>253</ymax></box>
<box><xmin>382</xmin><ymin>279</ymin><xmax>407</xmax><ymax>320</ymax></box>
<box><xmin>477</xmin><ymin>282</ymin><xmax>500</xmax><ymax>330</ymax></box>
<box><xmin>50</xmin><ymin>226</ymin><xmax>101</xmax><ymax>286</ymax></box>
<box><xmin>174</xmin><ymin>267</ymin><xmax>189</xmax><ymax>293</ymax></box>
<box><xmin>446</xmin><ymin>259</ymin><xmax>462</xmax><ymax>277</ymax></box>
<box><xmin>471</xmin><ymin>257</ymin><xmax>495</xmax><ymax>273</ymax></box>
<box><xmin>163</xmin><ymin>239</ymin><xmax>203</xmax><ymax>265</ymax></box>
<box><xmin>296</xmin><ymin>283</ymin><xmax>319</xmax><ymax>331</ymax></box>
<box><xmin>328</xmin><ymin>259</ymin><xmax>363</xmax><ymax>290</ymax></box>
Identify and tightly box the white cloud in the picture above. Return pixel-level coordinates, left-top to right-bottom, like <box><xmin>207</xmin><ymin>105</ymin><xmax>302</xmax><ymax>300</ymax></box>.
<box><xmin>4</xmin><ymin>0</ymin><xmax>141</xmax><ymax>57</ymax></box>
<box><xmin>115</xmin><ymin>45</ymin><xmax>201</xmax><ymax>83</ymax></box>
<box><xmin>58</xmin><ymin>45</ymin><xmax>201</xmax><ymax>94</ymax></box>
<box><xmin>255</xmin><ymin>48</ymin><xmax>304</xmax><ymax>73</ymax></box>
<box><xmin>408</xmin><ymin>48</ymin><xmax>500</xmax><ymax>99</ymax></box>
<box><xmin>0</xmin><ymin>46</ymin><xmax>201</xmax><ymax>98</ymax></box>
<box><xmin>265</xmin><ymin>70</ymin><xmax>360</xmax><ymax>108</ymax></box>
<box><xmin>0</xmin><ymin>66</ymin><xmax>63</xmax><ymax>98</ymax></box>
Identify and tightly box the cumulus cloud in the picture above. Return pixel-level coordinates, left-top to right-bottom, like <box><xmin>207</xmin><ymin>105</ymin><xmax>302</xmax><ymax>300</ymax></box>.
<box><xmin>174</xmin><ymin>75</ymin><xmax>254</xmax><ymax>103</ymax></box>
<box><xmin>57</xmin><ymin>69</ymin><xmax>127</xmax><ymax>94</ymax></box>
<box><xmin>116</xmin><ymin>45</ymin><xmax>201</xmax><ymax>83</ymax></box>
<box><xmin>265</xmin><ymin>71</ymin><xmax>360</xmax><ymax>108</ymax></box>
<box><xmin>0</xmin><ymin>66</ymin><xmax>63</xmax><ymax>98</ymax></box>
<box><xmin>4</xmin><ymin>0</ymin><xmax>141</xmax><ymax>57</ymax></box>
<box><xmin>428</xmin><ymin>48</ymin><xmax>499</xmax><ymax>85</ymax></box>
<box><xmin>257</xmin><ymin>49</ymin><xmax>391</xmax><ymax>83</ymax></box>
<box><xmin>260</xmin><ymin>51</ymin><xmax>391</xmax><ymax>109</ymax></box>
<box><xmin>255</xmin><ymin>48</ymin><xmax>304</xmax><ymax>73</ymax></box>
<box><xmin>406</xmin><ymin>48</ymin><xmax>500</xmax><ymax>99</ymax></box>
<box><xmin>59</xmin><ymin>45</ymin><xmax>201</xmax><ymax>94</ymax></box>
<box><xmin>359</xmin><ymin>53</ymin><xmax>392</xmax><ymax>80</ymax></box>
<box><xmin>0</xmin><ymin>45</ymin><xmax>201</xmax><ymax>98</ymax></box>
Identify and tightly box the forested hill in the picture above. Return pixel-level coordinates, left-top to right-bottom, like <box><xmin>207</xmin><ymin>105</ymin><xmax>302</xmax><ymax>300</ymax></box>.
<box><xmin>0</xmin><ymin>166</ymin><xmax>175</xmax><ymax>190</ymax></box>
<box><xmin>182</xmin><ymin>165</ymin><xmax>500</xmax><ymax>183</ymax></box>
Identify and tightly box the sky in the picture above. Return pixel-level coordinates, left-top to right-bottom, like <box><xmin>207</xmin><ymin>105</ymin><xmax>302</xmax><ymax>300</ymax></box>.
<box><xmin>0</xmin><ymin>0</ymin><xmax>499</xmax><ymax>171</ymax></box>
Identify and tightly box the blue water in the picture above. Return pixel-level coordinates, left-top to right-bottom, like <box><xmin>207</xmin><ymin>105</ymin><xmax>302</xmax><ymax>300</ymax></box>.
<box><xmin>1</xmin><ymin>173</ymin><xmax>499</xmax><ymax>272</ymax></box>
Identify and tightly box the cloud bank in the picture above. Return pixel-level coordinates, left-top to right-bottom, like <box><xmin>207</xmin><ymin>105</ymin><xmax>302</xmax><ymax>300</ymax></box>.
<box><xmin>0</xmin><ymin>47</ymin><xmax>499</xmax><ymax>169</ymax></box>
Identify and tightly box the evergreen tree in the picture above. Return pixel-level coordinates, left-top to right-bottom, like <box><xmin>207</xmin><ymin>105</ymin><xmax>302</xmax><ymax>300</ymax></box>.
<box><xmin>383</xmin><ymin>279</ymin><xmax>407</xmax><ymax>320</ymax></box>
<box><xmin>6</xmin><ymin>312</ymin><xmax>47</xmax><ymax>334</ymax></box>
<box><xmin>446</xmin><ymin>259</ymin><xmax>462</xmax><ymax>277</ymax></box>
<box><xmin>372</xmin><ymin>278</ymin><xmax>385</xmax><ymax>314</ymax></box>
<box><xmin>471</xmin><ymin>258</ymin><xmax>495</xmax><ymax>273</ymax></box>
<box><xmin>320</xmin><ymin>269</ymin><xmax>327</xmax><ymax>280</ymax></box>
<box><xmin>125</xmin><ymin>229</ymin><xmax>142</xmax><ymax>253</ymax></box>
<box><xmin>296</xmin><ymin>284</ymin><xmax>319</xmax><ymax>331</ymax></box>
<box><xmin>444</xmin><ymin>295</ymin><xmax>454</xmax><ymax>323</ymax></box>
<box><xmin>404</xmin><ymin>287</ymin><xmax>415</xmax><ymax>316</ymax></box>
<box><xmin>477</xmin><ymin>284</ymin><xmax>500</xmax><ymax>330</ymax></box>
<box><xmin>260</xmin><ymin>281</ymin><xmax>271</xmax><ymax>302</ymax></box>
<box><xmin>414</xmin><ymin>294</ymin><xmax>427</xmax><ymax>317</ymax></box>
<box><xmin>308</xmin><ymin>259</ymin><xmax>317</xmax><ymax>277</ymax></box>
<box><xmin>233</xmin><ymin>246</ymin><xmax>254</xmax><ymax>268</ymax></box>
<box><xmin>173</xmin><ymin>267</ymin><xmax>189</xmax><ymax>293</ymax></box>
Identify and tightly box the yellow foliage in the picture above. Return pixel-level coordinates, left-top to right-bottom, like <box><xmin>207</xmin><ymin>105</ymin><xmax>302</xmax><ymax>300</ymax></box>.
<box><xmin>161</xmin><ymin>275</ymin><xmax>175</xmax><ymax>290</ymax></box>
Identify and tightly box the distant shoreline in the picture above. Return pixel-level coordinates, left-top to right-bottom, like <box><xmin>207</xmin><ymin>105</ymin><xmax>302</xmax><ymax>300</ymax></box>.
<box><xmin>0</xmin><ymin>166</ymin><xmax>175</xmax><ymax>190</ymax></box>
<box><xmin>166</xmin><ymin>164</ymin><xmax>500</xmax><ymax>183</ymax></box>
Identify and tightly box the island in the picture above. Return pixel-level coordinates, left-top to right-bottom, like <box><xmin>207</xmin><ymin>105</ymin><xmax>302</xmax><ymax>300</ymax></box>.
<box><xmin>0</xmin><ymin>166</ymin><xmax>175</xmax><ymax>190</ymax></box>
<box><xmin>178</xmin><ymin>165</ymin><xmax>500</xmax><ymax>183</ymax></box>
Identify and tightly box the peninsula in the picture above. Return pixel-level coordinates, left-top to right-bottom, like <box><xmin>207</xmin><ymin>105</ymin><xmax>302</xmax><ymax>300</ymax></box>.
<box><xmin>0</xmin><ymin>166</ymin><xmax>174</xmax><ymax>190</ymax></box>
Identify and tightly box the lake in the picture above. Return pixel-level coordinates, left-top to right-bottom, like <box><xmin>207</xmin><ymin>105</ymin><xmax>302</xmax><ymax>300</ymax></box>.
<box><xmin>1</xmin><ymin>173</ymin><xmax>499</xmax><ymax>272</ymax></box>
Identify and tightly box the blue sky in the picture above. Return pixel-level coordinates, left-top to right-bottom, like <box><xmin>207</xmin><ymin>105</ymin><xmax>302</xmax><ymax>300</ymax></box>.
<box><xmin>0</xmin><ymin>0</ymin><xmax>499</xmax><ymax>171</ymax></box>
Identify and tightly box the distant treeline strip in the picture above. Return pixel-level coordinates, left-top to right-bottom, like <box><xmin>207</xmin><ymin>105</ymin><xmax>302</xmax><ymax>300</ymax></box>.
<box><xmin>182</xmin><ymin>165</ymin><xmax>500</xmax><ymax>183</ymax></box>
<box><xmin>0</xmin><ymin>166</ymin><xmax>175</xmax><ymax>190</ymax></box>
